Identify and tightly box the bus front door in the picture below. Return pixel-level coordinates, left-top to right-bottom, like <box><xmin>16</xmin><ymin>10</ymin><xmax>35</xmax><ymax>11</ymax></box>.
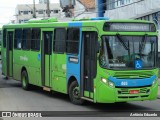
<box><xmin>81</xmin><ymin>31</ymin><xmax>97</xmax><ymax>100</ymax></box>
<box><xmin>6</xmin><ymin>31</ymin><xmax>13</xmax><ymax>77</ymax></box>
<box><xmin>42</xmin><ymin>31</ymin><xmax>53</xmax><ymax>88</ymax></box>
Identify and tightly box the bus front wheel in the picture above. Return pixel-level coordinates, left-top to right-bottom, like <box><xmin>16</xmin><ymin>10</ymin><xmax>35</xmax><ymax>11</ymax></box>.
<box><xmin>21</xmin><ymin>70</ymin><xmax>30</xmax><ymax>90</ymax></box>
<box><xmin>69</xmin><ymin>81</ymin><xmax>84</xmax><ymax>105</ymax></box>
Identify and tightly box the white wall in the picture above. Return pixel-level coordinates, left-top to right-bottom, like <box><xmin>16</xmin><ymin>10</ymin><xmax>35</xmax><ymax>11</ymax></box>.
<box><xmin>15</xmin><ymin>4</ymin><xmax>62</xmax><ymax>23</ymax></box>
<box><xmin>105</xmin><ymin>0</ymin><xmax>160</xmax><ymax>19</ymax></box>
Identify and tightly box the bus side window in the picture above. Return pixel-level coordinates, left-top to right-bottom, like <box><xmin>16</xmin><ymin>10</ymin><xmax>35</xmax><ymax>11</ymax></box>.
<box><xmin>31</xmin><ymin>28</ymin><xmax>40</xmax><ymax>51</ymax></box>
<box><xmin>66</xmin><ymin>28</ymin><xmax>80</xmax><ymax>54</ymax></box>
<box><xmin>22</xmin><ymin>29</ymin><xmax>31</xmax><ymax>50</ymax></box>
<box><xmin>53</xmin><ymin>28</ymin><xmax>66</xmax><ymax>53</ymax></box>
<box><xmin>3</xmin><ymin>29</ymin><xmax>6</xmax><ymax>48</ymax></box>
<box><xmin>14</xmin><ymin>29</ymin><xmax>22</xmax><ymax>49</ymax></box>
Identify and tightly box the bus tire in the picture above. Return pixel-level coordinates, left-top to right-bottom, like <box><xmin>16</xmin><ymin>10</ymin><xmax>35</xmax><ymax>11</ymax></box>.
<box><xmin>69</xmin><ymin>81</ymin><xmax>84</xmax><ymax>105</ymax></box>
<box><xmin>21</xmin><ymin>70</ymin><xmax>30</xmax><ymax>90</ymax></box>
<box><xmin>5</xmin><ymin>76</ymin><xmax>8</xmax><ymax>80</ymax></box>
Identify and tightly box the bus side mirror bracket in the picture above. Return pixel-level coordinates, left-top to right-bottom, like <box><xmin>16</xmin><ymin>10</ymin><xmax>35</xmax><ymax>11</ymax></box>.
<box><xmin>96</xmin><ymin>41</ymin><xmax>101</xmax><ymax>53</ymax></box>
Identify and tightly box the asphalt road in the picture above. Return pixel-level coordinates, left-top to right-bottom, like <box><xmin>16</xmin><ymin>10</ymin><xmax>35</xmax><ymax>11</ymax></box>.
<box><xmin>0</xmin><ymin>77</ymin><xmax>159</xmax><ymax>111</ymax></box>
<box><xmin>0</xmin><ymin>78</ymin><xmax>160</xmax><ymax>120</ymax></box>
<box><xmin>0</xmin><ymin>61</ymin><xmax>160</xmax><ymax>119</ymax></box>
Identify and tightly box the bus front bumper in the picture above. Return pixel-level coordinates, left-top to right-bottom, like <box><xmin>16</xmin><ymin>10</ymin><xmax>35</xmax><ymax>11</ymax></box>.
<box><xmin>96</xmin><ymin>81</ymin><xmax>158</xmax><ymax>103</ymax></box>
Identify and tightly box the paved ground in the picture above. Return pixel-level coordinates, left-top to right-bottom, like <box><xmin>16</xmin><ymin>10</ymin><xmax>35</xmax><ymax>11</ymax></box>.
<box><xmin>0</xmin><ymin>78</ymin><xmax>160</xmax><ymax>120</ymax></box>
<box><xmin>0</xmin><ymin>60</ymin><xmax>160</xmax><ymax>119</ymax></box>
<box><xmin>0</xmin><ymin>77</ymin><xmax>159</xmax><ymax>111</ymax></box>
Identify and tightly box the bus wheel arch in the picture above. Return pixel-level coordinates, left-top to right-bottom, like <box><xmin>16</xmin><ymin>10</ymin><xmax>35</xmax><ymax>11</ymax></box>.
<box><xmin>68</xmin><ymin>76</ymin><xmax>84</xmax><ymax>105</ymax></box>
<box><xmin>21</xmin><ymin>66</ymin><xmax>30</xmax><ymax>90</ymax></box>
<box><xmin>67</xmin><ymin>76</ymin><xmax>77</xmax><ymax>93</ymax></box>
<box><xmin>21</xmin><ymin>66</ymin><xmax>28</xmax><ymax>74</ymax></box>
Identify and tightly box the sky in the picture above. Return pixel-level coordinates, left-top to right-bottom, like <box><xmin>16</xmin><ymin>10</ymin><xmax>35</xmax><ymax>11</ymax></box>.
<box><xmin>0</xmin><ymin>0</ymin><xmax>59</xmax><ymax>26</ymax></box>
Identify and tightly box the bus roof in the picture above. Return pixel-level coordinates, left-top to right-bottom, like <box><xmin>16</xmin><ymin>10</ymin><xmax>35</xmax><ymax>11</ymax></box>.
<box><xmin>2</xmin><ymin>17</ymin><xmax>155</xmax><ymax>29</ymax></box>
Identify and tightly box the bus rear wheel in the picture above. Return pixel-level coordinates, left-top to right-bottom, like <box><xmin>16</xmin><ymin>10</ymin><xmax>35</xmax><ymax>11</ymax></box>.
<box><xmin>69</xmin><ymin>81</ymin><xmax>84</xmax><ymax>105</ymax></box>
<box><xmin>21</xmin><ymin>70</ymin><xmax>30</xmax><ymax>90</ymax></box>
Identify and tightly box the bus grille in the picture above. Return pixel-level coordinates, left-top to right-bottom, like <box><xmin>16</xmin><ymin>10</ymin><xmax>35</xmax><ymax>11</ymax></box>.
<box><xmin>113</xmin><ymin>71</ymin><xmax>153</xmax><ymax>79</ymax></box>
<box><xmin>117</xmin><ymin>87</ymin><xmax>150</xmax><ymax>94</ymax></box>
<box><xmin>118</xmin><ymin>95</ymin><xmax>149</xmax><ymax>99</ymax></box>
<box><xmin>117</xmin><ymin>87</ymin><xmax>150</xmax><ymax>99</ymax></box>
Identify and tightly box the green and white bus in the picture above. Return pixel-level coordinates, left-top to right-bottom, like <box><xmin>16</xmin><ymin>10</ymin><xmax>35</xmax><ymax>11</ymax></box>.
<box><xmin>2</xmin><ymin>17</ymin><xmax>159</xmax><ymax>104</ymax></box>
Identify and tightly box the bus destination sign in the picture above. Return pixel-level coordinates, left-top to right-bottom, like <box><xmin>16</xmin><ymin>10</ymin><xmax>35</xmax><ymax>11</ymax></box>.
<box><xmin>103</xmin><ymin>22</ymin><xmax>156</xmax><ymax>32</ymax></box>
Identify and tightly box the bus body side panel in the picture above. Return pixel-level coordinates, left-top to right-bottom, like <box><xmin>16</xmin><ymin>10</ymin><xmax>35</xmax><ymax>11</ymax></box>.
<box><xmin>66</xmin><ymin>22</ymin><xmax>82</xmax><ymax>87</ymax></box>
<box><xmin>51</xmin><ymin>54</ymin><xmax>67</xmax><ymax>93</ymax></box>
<box><xmin>13</xmin><ymin>49</ymin><xmax>41</xmax><ymax>85</ymax></box>
<box><xmin>2</xmin><ymin>49</ymin><xmax>6</xmax><ymax>76</ymax></box>
<box><xmin>2</xmin><ymin>29</ymin><xmax>7</xmax><ymax>76</ymax></box>
<box><xmin>26</xmin><ymin>51</ymin><xmax>41</xmax><ymax>86</ymax></box>
<box><xmin>13</xmin><ymin>50</ymin><xmax>23</xmax><ymax>81</ymax></box>
<box><xmin>13</xmin><ymin>27</ymin><xmax>41</xmax><ymax>85</ymax></box>
<box><xmin>2</xmin><ymin>48</ymin><xmax>6</xmax><ymax>76</ymax></box>
<box><xmin>5</xmin><ymin>30</ymin><xmax>14</xmax><ymax>77</ymax></box>
<box><xmin>50</xmin><ymin>27</ymin><xmax>67</xmax><ymax>93</ymax></box>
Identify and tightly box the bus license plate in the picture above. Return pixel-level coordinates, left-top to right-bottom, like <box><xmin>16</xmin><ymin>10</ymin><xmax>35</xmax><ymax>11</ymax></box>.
<box><xmin>129</xmin><ymin>90</ymin><xmax>139</xmax><ymax>94</ymax></box>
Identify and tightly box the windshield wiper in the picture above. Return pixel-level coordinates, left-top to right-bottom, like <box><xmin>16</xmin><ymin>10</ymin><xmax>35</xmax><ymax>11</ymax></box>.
<box><xmin>139</xmin><ymin>34</ymin><xmax>147</xmax><ymax>58</ymax></box>
<box><xmin>116</xmin><ymin>33</ymin><xmax>129</xmax><ymax>50</ymax></box>
<box><xmin>139</xmin><ymin>34</ymin><xmax>147</xmax><ymax>53</ymax></box>
<box><xmin>102</xmin><ymin>38</ymin><xmax>109</xmax><ymax>68</ymax></box>
<box><xmin>116</xmin><ymin>33</ymin><xmax>131</xmax><ymax>61</ymax></box>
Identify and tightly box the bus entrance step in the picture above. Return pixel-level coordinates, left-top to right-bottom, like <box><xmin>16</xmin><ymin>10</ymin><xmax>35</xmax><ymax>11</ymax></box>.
<box><xmin>43</xmin><ymin>86</ymin><xmax>51</xmax><ymax>92</ymax></box>
<box><xmin>81</xmin><ymin>97</ymin><xmax>94</xmax><ymax>102</ymax></box>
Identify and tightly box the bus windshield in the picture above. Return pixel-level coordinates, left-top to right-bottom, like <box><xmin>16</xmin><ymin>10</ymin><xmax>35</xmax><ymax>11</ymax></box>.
<box><xmin>100</xmin><ymin>35</ymin><xmax>157</xmax><ymax>70</ymax></box>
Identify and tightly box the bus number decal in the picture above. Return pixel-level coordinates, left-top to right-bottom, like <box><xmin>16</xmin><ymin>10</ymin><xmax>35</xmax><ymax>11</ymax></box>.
<box><xmin>69</xmin><ymin>57</ymin><xmax>78</xmax><ymax>63</ymax></box>
<box><xmin>121</xmin><ymin>81</ymin><xmax>128</xmax><ymax>86</ymax></box>
<box><xmin>20</xmin><ymin>56</ymin><xmax>28</xmax><ymax>61</ymax></box>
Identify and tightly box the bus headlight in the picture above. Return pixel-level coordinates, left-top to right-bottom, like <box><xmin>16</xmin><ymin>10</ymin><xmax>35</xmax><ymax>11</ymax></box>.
<box><xmin>108</xmin><ymin>81</ymin><xmax>115</xmax><ymax>88</ymax></box>
<box><xmin>152</xmin><ymin>78</ymin><xmax>158</xmax><ymax>85</ymax></box>
<box><xmin>101</xmin><ymin>78</ymin><xmax>107</xmax><ymax>84</ymax></box>
<box><xmin>101</xmin><ymin>78</ymin><xmax>115</xmax><ymax>88</ymax></box>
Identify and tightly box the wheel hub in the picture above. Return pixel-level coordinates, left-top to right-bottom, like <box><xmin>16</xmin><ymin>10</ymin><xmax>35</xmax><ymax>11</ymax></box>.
<box><xmin>73</xmin><ymin>87</ymin><xmax>80</xmax><ymax>98</ymax></box>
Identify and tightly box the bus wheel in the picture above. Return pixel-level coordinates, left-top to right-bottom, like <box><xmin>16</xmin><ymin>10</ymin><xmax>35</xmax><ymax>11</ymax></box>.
<box><xmin>69</xmin><ymin>81</ymin><xmax>84</xmax><ymax>105</ymax></box>
<box><xmin>21</xmin><ymin>70</ymin><xmax>30</xmax><ymax>90</ymax></box>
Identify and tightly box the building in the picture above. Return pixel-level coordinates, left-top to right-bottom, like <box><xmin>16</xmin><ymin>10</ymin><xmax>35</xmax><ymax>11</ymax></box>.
<box><xmin>39</xmin><ymin>0</ymin><xmax>48</xmax><ymax>4</ymax></box>
<box><xmin>15</xmin><ymin>3</ymin><xmax>62</xmax><ymax>23</ymax></box>
<box><xmin>60</xmin><ymin>0</ymin><xmax>96</xmax><ymax>18</ymax></box>
<box><xmin>107</xmin><ymin>0</ymin><xmax>134</xmax><ymax>10</ymax></box>
<box><xmin>104</xmin><ymin>0</ymin><xmax>160</xmax><ymax>25</ymax></box>
<box><xmin>95</xmin><ymin>0</ymin><xmax>160</xmax><ymax>29</ymax></box>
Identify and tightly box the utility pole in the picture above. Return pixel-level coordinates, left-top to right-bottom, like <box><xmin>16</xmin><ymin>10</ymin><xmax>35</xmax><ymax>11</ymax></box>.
<box><xmin>33</xmin><ymin>0</ymin><xmax>36</xmax><ymax>18</ymax></box>
<box><xmin>69</xmin><ymin>0</ymin><xmax>73</xmax><ymax>17</ymax></box>
<box><xmin>46</xmin><ymin>0</ymin><xmax>50</xmax><ymax>17</ymax></box>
